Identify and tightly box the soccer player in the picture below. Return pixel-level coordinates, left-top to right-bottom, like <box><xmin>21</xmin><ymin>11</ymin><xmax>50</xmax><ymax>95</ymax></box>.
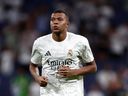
<box><xmin>29</xmin><ymin>9</ymin><xmax>97</xmax><ymax>96</ymax></box>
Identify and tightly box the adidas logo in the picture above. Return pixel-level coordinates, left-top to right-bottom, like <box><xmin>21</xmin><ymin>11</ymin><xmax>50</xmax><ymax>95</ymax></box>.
<box><xmin>45</xmin><ymin>51</ymin><xmax>51</xmax><ymax>56</ymax></box>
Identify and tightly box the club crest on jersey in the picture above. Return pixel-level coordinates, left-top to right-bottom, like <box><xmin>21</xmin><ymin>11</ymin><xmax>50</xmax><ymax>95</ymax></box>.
<box><xmin>67</xmin><ymin>49</ymin><xmax>73</xmax><ymax>58</ymax></box>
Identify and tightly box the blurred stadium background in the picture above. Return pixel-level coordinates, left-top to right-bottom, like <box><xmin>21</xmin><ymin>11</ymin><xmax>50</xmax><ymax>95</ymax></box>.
<box><xmin>0</xmin><ymin>0</ymin><xmax>128</xmax><ymax>96</ymax></box>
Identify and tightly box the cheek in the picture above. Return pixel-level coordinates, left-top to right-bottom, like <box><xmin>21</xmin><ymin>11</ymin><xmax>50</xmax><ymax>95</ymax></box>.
<box><xmin>61</xmin><ymin>24</ymin><xmax>67</xmax><ymax>30</ymax></box>
<box><xmin>50</xmin><ymin>23</ymin><xmax>53</xmax><ymax>29</ymax></box>
<box><xmin>62</xmin><ymin>22</ymin><xmax>68</xmax><ymax>27</ymax></box>
<box><xmin>64</xmin><ymin>23</ymin><xmax>68</xmax><ymax>29</ymax></box>
<box><xmin>50</xmin><ymin>21</ymin><xmax>53</xmax><ymax>25</ymax></box>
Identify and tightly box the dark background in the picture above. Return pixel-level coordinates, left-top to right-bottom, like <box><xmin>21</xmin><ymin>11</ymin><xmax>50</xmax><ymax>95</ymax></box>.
<box><xmin>0</xmin><ymin>0</ymin><xmax>128</xmax><ymax>96</ymax></box>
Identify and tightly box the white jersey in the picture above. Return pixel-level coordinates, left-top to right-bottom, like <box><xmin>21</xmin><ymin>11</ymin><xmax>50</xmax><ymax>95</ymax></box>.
<box><xmin>31</xmin><ymin>32</ymin><xmax>94</xmax><ymax>96</ymax></box>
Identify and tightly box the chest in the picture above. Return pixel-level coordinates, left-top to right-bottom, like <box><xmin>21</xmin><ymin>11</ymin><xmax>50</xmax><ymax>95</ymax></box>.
<box><xmin>39</xmin><ymin>41</ymin><xmax>80</xmax><ymax>59</ymax></box>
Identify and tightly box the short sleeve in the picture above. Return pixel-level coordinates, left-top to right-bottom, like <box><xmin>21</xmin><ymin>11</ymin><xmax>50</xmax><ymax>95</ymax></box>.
<box><xmin>31</xmin><ymin>40</ymin><xmax>42</xmax><ymax>65</ymax></box>
<box><xmin>80</xmin><ymin>38</ymin><xmax>94</xmax><ymax>63</ymax></box>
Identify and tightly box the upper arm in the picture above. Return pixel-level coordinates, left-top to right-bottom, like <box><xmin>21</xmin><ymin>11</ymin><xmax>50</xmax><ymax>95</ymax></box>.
<box><xmin>86</xmin><ymin>60</ymin><xmax>96</xmax><ymax>67</ymax></box>
<box><xmin>29</xmin><ymin>63</ymin><xmax>38</xmax><ymax>70</ymax></box>
<box><xmin>31</xmin><ymin>40</ymin><xmax>42</xmax><ymax>65</ymax></box>
<box><xmin>29</xmin><ymin>63</ymin><xmax>42</xmax><ymax>76</ymax></box>
<box><xmin>80</xmin><ymin>38</ymin><xmax>94</xmax><ymax>63</ymax></box>
<box><xmin>30</xmin><ymin>63</ymin><xmax>38</xmax><ymax>67</ymax></box>
<box><xmin>85</xmin><ymin>60</ymin><xmax>97</xmax><ymax>72</ymax></box>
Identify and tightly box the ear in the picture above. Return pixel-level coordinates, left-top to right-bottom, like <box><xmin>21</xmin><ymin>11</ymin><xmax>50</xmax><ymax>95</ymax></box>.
<box><xmin>67</xmin><ymin>20</ymin><xmax>69</xmax><ymax>26</ymax></box>
<box><xmin>66</xmin><ymin>22</ymin><xmax>69</xmax><ymax>29</ymax></box>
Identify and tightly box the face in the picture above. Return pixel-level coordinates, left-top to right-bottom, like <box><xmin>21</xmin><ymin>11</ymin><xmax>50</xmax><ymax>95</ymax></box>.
<box><xmin>50</xmin><ymin>13</ymin><xmax>69</xmax><ymax>33</ymax></box>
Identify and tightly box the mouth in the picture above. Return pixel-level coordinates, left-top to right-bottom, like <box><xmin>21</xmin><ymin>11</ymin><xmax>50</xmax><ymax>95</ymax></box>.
<box><xmin>53</xmin><ymin>26</ymin><xmax>59</xmax><ymax>30</ymax></box>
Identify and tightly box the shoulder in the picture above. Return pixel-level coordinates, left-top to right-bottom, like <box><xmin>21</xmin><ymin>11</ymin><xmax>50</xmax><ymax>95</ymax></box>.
<box><xmin>36</xmin><ymin>34</ymin><xmax>51</xmax><ymax>42</ymax></box>
<box><xmin>68</xmin><ymin>32</ymin><xmax>89</xmax><ymax>43</ymax></box>
<box><xmin>33</xmin><ymin>33</ymin><xmax>51</xmax><ymax>46</ymax></box>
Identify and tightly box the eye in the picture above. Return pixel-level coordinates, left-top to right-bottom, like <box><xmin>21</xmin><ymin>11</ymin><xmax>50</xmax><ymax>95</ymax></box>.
<box><xmin>51</xmin><ymin>18</ymin><xmax>55</xmax><ymax>21</ymax></box>
<box><xmin>58</xmin><ymin>17</ymin><xmax>63</xmax><ymax>21</ymax></box>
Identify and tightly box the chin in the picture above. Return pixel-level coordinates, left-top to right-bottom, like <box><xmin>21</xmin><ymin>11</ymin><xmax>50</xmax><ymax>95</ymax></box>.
<box><xmin>53</xmin><ymin>30</ymin><xmax>61</xmax><ymax>33</ymax></box>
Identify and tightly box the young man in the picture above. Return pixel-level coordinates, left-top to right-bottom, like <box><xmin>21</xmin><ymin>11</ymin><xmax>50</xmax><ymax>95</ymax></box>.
<box><xmin>29</xmin><ymin>10</ymin><xmax>97</xmax><ymax>96</ymax></box>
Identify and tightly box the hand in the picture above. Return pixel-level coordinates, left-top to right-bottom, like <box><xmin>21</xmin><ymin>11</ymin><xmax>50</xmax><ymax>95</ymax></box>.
<box><xmin>35</xmin><ymin>76</ymin><xmax>48</xmax><ymax>87</ymax></box>
<box><xmin>57</xmin><ymin>65</ymin><xmax>79</xmax><ymax>78</ymax></box>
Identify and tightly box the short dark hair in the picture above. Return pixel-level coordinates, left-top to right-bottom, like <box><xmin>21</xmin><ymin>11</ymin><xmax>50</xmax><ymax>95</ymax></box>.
<box><xmin>52</xmin><ymin>9</ymin><xmax>69</xmax><ymax>21</ymax></box>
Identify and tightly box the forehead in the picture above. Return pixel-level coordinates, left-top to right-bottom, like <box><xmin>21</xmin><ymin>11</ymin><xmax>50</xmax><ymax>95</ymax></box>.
<box><xmin>51</xmin><ymin>13</ymin><xmax>66</xmax><ymax>18</ymax></box>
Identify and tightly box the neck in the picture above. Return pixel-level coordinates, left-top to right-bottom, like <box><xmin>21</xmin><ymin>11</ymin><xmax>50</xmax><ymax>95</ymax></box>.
<box><xmin>52</xmin><ymin>31</ymin><xmax>67</xmax><ymax>42</ymax></box>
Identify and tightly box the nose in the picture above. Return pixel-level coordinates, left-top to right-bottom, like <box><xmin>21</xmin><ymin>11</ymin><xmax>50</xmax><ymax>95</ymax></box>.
<box><xmin>53</xmin><ymin>22</ymin><xmax>58</xmax><ymax>25</ymax></box>
<box><xmin>53</xmin><ymin>19</ymin><xmax>59</xmax><ymax>24</ymax></box>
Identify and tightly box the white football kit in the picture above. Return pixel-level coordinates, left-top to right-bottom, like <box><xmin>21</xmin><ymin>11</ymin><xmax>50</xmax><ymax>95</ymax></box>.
<box><xmin>31</xmin><ymin>32</ymin><xmax>94</xmax><ymax>96</ymax></box>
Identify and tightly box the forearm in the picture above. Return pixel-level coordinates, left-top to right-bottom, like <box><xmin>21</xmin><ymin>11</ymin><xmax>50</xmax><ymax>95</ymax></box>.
<box><xmin>29</xmin><ymin>63</ymin><xmax>39</xmax><ymax>80</ymax></box>
<box><xmin>29</xmin><ymin>63</ymin><xmax>48</xmax><ymax>87</ymax></box>
<box><xmin>58</xmin><ymin>60</ymin><xmax>97</xmax><ymax>78</ymax></box>
<box><xmin>76</xmin><ymin>60</ymin><xmax>97</xmax><ymax>76</ymax></box>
